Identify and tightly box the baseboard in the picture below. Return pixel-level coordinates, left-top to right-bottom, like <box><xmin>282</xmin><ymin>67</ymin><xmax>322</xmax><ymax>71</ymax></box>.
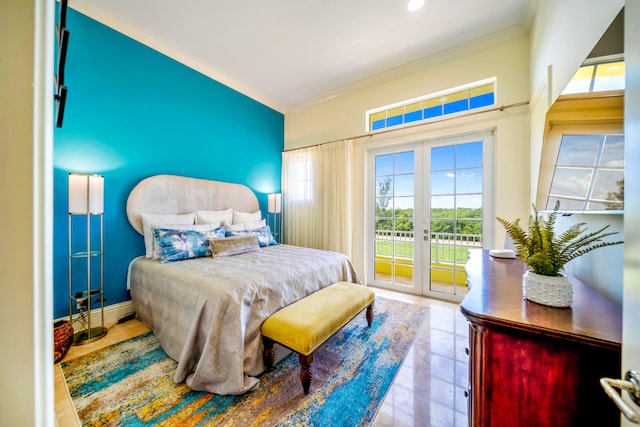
<box><xmin>54</xmin><ymin>300</ymin><xmax>135</xmax><ymax>328</ymax></box>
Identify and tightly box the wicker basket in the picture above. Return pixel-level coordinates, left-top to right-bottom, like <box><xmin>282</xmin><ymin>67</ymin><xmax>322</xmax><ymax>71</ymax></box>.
<box><xmin>54</xmin><ymin>320</ymin><xmax>74</xmax><ymax>363</ymax></box>
<box><xmin>522</xmin><ymin>270</ymin><xmax>573</xmax><ymax>308</ymax></box>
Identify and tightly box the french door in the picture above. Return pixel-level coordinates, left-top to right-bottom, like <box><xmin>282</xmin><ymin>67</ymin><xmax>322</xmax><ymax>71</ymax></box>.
<box><xmin>368</xmin><ymin>132</ymin><xmax>493</xmax><ymax>302</ymax></box>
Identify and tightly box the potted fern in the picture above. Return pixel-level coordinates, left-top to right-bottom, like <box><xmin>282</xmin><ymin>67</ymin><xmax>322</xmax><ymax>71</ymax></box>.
<box><xmin>496</xmin><ymin>203</ymin><xmax>623</xmax><ymax>307</ymax></box>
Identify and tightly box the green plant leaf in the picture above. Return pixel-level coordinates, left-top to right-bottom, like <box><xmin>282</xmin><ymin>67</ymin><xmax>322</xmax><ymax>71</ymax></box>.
<box><xmin>496</xmin><ymin>203</ymin><xmax>623</xmax><ymax>276</ymax></box>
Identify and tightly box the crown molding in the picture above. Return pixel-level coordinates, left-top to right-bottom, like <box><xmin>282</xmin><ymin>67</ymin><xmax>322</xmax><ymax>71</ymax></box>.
<box><xmin>290</xmin><ymin>25</ymin><xmax>529</xmax><ymax>112</ymax></box>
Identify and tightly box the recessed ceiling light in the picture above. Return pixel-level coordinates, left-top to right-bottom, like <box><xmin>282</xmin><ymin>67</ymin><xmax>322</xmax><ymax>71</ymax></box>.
<box><xmin>408</xmin><ymin>0</ymin><xmax>424</xmax><ymax>11</ymax></box>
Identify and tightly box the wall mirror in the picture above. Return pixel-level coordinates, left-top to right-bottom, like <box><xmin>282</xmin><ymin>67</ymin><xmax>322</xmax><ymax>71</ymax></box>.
<box><xmin>537</xmin><ymin>9</ymin><xmax>625</xmax><ymax>214</ymax></box>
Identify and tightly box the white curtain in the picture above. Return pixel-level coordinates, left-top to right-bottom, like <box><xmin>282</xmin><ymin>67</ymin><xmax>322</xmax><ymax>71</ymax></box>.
<box><xmin>282</xmin><ymin>140</ymin><xmax>353</xmax><ymax>258</ymax></box>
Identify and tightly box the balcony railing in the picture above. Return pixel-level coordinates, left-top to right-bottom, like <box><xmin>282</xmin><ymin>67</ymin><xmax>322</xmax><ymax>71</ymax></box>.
<box><xmin>375</xmin><ymin>230</ymin><xmax>482</xmax><ymax>262</ymax></box>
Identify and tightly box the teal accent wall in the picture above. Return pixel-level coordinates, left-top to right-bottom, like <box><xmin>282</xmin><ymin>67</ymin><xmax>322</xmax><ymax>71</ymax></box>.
<box><xmin>53</xmin><ymin>9</ymin><xmax>283</xmax><ymax>319</ymax></box>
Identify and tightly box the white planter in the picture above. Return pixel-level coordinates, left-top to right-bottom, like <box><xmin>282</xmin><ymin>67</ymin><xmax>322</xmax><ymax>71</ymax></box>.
<box><xmin>522</xmin><ymin>270</ymin><xmax>573</xmax><ymax>307</ymax></box>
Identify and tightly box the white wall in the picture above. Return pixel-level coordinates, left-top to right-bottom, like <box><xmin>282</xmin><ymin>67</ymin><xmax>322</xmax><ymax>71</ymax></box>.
<box><xmin>529</xmin><ymin>0</ymin><xmax>625</xmax><ymax>303</ymax></box>
<box><xmin>286</xmin><ymin>35</ymin><xmax>531</xmax><ymax>284</ymax></box>
<box><xmin>555</xmin><ymin>214</ymin><xmax>624</xmax><ymax>302</ymax></box>
<box><xmin>529</xmin><ymin>0</ymin><xmax>624</xmax><ymax>204</ymax></box>
<box><xmin>1</xmin><ymin>2</ymin><xmax>38</xmax><ymax>424</ymax></box>
<box><xmin>623</xmin><ymin>3</ymin><xmax>640</xmax><ymax>422</ymax></box>
<box><xmin>1</xmin><ymin>1</ymin><xmax>36</xmax><ymax>425</ymax></box>
<box><xmin>286</xmin><ymin>28</ymin><xmax>529</xmax><ymax>150</ymax></box>
<box><xmin>1</xmin><ymin>1</ymin><xmax>53</xmax><ymax>426</ymax></box>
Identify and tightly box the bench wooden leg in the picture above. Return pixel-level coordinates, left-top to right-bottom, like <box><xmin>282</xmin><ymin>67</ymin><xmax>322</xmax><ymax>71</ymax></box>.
<box><xmin>299</xmin><ymin>354</ymin><xmax>313</xmax><ymax>395</ymax></box>
<box><xmin>263</xmin><ymin>337</ymin><xmax>275</xmax><ymax>371</ymax></box>
<box><xmin>366</xmin><ymin>301</ymin><xmax>374</xmax><ymax>327</ymax></box>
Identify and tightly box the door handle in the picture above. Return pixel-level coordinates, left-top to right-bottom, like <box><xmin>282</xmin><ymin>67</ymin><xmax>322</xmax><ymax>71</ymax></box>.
<box><xmin>600</xmin><ymin>370</ymin><xmax>640</xmax><ymax>424</ymax></box>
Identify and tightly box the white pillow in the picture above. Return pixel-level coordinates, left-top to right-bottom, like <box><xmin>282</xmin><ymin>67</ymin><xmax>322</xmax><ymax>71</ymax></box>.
<box><xmin>233</xmin><ymin>210</ymin><xmax>261</xmax><ymax>224</ymax></box>
<box><xmin>150</xmin><ymin>222</ymin><xmax>221</xmax><ymax>259</ymax></box>
<box><xmin>141</xmin><ymin>213</ymin><xmax>194</xmax><ymax>258</ymax></box>
<box><xmin>225</xmin><ymin>219</ymin><xmax>266</xmax><ymax>232</ymax></box>
<box><xmin>196</xmin><ymin>208</ymin><xmax>233</xmax><ymax>226</ymax></box>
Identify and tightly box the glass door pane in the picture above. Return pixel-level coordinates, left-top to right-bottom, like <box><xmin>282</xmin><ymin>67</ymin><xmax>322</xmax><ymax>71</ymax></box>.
<box><xmin>427</xmin><ymin>141</ymin><xmax>483</xmax><ymax>299</ymax></box>
<box><xmin>374</xmin><ymin>151</ymin><xmax>416</xmax><ymax>288</ymax></box>
<box><xmin>369</xmin><ymin>133</ymin><xmax>491</xmax><ymax>300</ymax></box>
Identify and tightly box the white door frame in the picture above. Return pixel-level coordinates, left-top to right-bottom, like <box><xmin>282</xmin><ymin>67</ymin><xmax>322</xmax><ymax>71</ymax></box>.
<box><xmin>367</xmin><ymin>141</ymin><xmax>425</xmax><ymax>295</ymax></box>
<box><xmin>621</xmin><ymin>2</ymin><xmax>640</xmax><ymax>425</ymax></box>
<box><xmin>421</xmin><ymin>132</ymin><xmax>495</xmax><ymax>302</ymax></box>
<box><xmin>366</xmin><ymin>130</ymin><xmax>494</xmax><ymax>301</ymax></box>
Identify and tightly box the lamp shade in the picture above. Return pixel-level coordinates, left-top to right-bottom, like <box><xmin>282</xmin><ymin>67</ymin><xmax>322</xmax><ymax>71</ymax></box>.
<box><xmin>267</xmin><ymin>193</ymin><xmax>281</xmax><ymax>214</ymax></box>
<box><xmin>68</xmin><ymin>173</ymin><xmax>104</xmax><ymax>214</ymax></box>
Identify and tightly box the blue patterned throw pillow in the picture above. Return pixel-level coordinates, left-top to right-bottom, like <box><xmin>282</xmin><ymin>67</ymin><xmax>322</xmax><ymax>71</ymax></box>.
<box><xmin>225</xmin><ymin>225</ymin><xmax>278</xmax><ymax>247</ymax></box>
<box><xmin>150</xmin><ymin>223</ymin><xmax>222</xmax><ymax>259</ymax></box>
<box><xmin>154</xmin><ymin>226</ymin><xmax>225</xmax><ymax>263</ymax></box>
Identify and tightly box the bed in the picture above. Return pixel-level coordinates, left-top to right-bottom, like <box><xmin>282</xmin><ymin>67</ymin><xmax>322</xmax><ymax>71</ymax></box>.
<box><xmin>126</xmin><ymin>174</ymin><xmax>361</xmax><ymax>395</ymax></box>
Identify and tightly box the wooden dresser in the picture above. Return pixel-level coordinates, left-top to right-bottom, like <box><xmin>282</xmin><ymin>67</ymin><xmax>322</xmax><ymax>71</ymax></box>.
<box><xmin>460</xmin><ymin>250</ymin><xmax>622</xmax><ymax>427</ymax></box>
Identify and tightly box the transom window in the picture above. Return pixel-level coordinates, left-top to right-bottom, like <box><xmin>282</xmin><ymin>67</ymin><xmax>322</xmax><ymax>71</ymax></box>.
<box><xmin>366</xmin><ymin>78</ymin><xmax>496</xmax><ymax>132</ymax></box>
<box><xmin>561</xmin><ymin>56</ymin><xmax>625</xmax><ymax>95</ymax></box>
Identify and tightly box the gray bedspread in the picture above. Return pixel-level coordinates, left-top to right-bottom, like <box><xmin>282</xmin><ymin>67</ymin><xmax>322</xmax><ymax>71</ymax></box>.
<box><xmin>128</xmin><ymin>244</ymin><xmax>360</xmax><ymax>395</ymax></box>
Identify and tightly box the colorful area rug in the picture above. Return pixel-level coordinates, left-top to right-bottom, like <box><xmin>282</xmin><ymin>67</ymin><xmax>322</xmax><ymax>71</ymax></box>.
<box><xmin>61</xmin><ymin>297</ymin><xmax>428</xmax><ymax>426</ymax></box>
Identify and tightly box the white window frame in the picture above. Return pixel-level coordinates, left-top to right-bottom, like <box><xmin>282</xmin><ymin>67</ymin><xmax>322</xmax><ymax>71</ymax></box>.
<box><xmin>288</xmin><ymin>155</ymin><xmax>313</xmax><ymax>204</ymax></box>
<box><xmin>537</xmin><ymin>123</ymin><xmax>624</xmax><ymax>213</ymax></box>
<box><xmin>365</xmin><ymin>77</ymin><xmax>497</xmax><ymax>132</ymax></box>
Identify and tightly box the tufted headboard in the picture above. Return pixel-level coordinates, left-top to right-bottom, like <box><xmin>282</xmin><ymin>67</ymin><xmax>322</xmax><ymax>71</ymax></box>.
<box><xmin>126</xmin><ymin>174</ymin><xmax>260</xmax><ymax>235</ymax></box>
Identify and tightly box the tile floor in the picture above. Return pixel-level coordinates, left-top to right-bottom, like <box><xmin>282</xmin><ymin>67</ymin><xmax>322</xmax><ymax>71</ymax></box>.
<box><xmin>55</xmin><ymin>288</ymin><xmax>469</xmax><ymax>427</ymax></box>
<box><xmin>371</xmin><ymin>289</ymin><xmax>469</xmax><ymax>427</ymax></box>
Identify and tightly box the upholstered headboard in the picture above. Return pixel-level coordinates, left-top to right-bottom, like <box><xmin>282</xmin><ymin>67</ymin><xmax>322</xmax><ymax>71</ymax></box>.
<box><xmin>126</xmin><ymin>174</ymin><xmax>260</xmax><ymax>235</ymax></box>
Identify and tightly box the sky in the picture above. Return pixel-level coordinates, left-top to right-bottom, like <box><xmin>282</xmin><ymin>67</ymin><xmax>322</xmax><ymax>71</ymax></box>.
<box><xmin>548</xmin><ymin>134</ymin><xmax>624</xmax><ymax>209</ymax></box>
<box><xmin>375</xmin><ymin>141</ymin><xmax>483</xmax><ymax>210</ymax></box>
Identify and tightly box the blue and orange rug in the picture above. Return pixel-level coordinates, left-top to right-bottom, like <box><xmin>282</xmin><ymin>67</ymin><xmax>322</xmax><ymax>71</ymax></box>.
<box><xmin>61</xmin><ymin>297</ymin><xmax>428</xmax><ymax>426</ymax></box>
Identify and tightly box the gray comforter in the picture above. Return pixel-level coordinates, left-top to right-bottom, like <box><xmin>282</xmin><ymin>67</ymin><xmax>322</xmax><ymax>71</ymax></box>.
<box><xmin>128</xmin><ymin>244</ymin><xmax>360</xmax><ymax>395</ymax></box>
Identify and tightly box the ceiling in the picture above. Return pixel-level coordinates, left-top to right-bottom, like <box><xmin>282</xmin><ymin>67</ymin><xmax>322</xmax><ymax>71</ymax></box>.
<box><xmin>73</xmin><ymin>0</ymin><xmax>537</xmax><ymax>113</ymax></box>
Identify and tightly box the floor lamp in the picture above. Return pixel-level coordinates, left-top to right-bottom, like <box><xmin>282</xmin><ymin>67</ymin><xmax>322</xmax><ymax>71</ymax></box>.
<box><xmin>68</xmin><ymin>173</ymin><xmax>107</xmax><ymax>345</ymax></box>
<box><xmin>268</xmin><ymin>193</ymin><xmax>281</xmax><ymax>243</ymax></box>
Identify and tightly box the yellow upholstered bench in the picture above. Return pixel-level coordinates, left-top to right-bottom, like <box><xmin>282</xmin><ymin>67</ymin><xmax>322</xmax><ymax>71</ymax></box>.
<box><xmin>261</xmin><ymin>281</ymin><xmax>375</xmax><ymax>394</ymax></box>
